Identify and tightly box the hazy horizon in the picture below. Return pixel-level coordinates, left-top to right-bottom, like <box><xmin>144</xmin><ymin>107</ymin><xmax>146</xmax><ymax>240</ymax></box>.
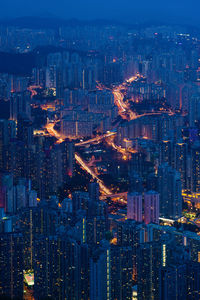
<box><xmin>0</xmin><ymin>0</ymin><xmax>200</xmax><ymax>26</ymax></box>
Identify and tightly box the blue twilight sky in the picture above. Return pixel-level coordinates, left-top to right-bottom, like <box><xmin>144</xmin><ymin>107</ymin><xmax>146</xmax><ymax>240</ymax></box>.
<box><xmin>0</xmin><ymin>0</ymin><xmax>200</xmax><ymax>24</ymax></box>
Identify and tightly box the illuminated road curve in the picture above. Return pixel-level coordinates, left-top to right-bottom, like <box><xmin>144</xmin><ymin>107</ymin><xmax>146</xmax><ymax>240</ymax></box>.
<box><xmin>76</xmin><ymin>153</ymin><xmax>127</xmax><ymax>202</ymax></box>
<box><xmin>112</xmin><ymin>74</ymin><xmax>140</xmax><ymax>120</ymax></box>
<box><xmin>45</xmin><ymin>122</ymin><xmax>112</xmax><ymax>195</ymax></box>
<box><xmin>75</xmin><ymin>132</ymin><xmax>116</xmax><ymax>147</ymax></box>
<box><xmin>100</xmin><ymin>193</ymin><xmax>127</xmax><ymax>204</ymax></box>
<box><xmin>45</xmin><ymin>122</ymin><xmax>65</xmax><ymax>144</ymax></box>
<box><xmin>28</xmin><ymin>85</ymin><xmax>42</xmax><ymax>98</ymax></box>
<box><xmin>75</xmin><ymin>153</ymin><xmax>112</xmax><ymax>195</ymax></box>
<box><xmin>45</xmin><ymin>121</ymin><xmax>117</xmax><ymax>147</ymax></box>
<box><xmin>45</xmin><ymin>122</ymin><xmax>113</xmax><ymax>195</ymax></box>
<box><xmin>112</xmin><ymin>74</ymin><xmax>174</xmax><ymax>121</ymax></box>
<box><xmin>105</xmin><ymin>136</ymin><xmax>137</xmax><ymax>160</ymax></box>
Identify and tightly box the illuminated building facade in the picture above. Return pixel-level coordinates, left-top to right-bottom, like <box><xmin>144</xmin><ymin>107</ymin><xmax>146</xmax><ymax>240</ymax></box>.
<box><xmin>144</xmin><ymin>191</ymin><xmax>160</xmax><ymax>225</ymax></box>
<box><xmin>158</xmin><ymin>163</ymin><xmax>182</xmax><ymax>219</ymax></box>
<box><xmin>127</xmin><ymin>192</ymin><xmax>142</xmax><ymax>222</ymax></box>
<box><xmin>0</xmin><ymin>233</ymin><xmax>23</xmax><ymax>299</ymax></box>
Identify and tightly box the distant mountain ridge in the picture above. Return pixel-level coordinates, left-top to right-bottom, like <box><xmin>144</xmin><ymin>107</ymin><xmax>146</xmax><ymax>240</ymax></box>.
<box><xmin>0</xmin><ymin>16</ymin><xmax>198</xmax><ymax>33</ymax></box>
<box><xmin>0</xmin><ymin>16</ymin><xmax>126</xmax><ymax>29</ymax></box>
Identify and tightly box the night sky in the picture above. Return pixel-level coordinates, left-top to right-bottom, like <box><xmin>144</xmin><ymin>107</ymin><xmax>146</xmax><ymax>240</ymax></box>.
<box><xmin>0</xmin><ymin>0</ymin><xmax>200</xmax><ymax>24</ymax></box>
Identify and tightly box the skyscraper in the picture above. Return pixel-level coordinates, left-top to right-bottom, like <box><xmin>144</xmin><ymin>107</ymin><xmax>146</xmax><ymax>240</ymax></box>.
<box><xmin>137</xmin><ymin>242</ymin><xmax>162</xmax><ymax>300</ymax></box>
<box><xmin>110</xmin><ymin>245</ymin><xmax>133</xmax><ymax>300</ymax></box>
<box><xmin>189</xmin><ymin>94</ymin><xmax>200</xmax><ymax>127</ymax></box>
<box><xmin>186</xmin><ymin>262</ymin><xmax>200</xmax><ymax>299</ymax></box>
<box><xmin>20</xmin><ymin>202</ymin><xmax>58</xmax><ymax>270</ymax></box>
<box><xmin>127</xmin><ymin>192</ymin><xmax>143</xmax><ymax>222</ymax></box>
<box><xmin>160</xmin><ymin>264</ymin><xmax>187</xmax><ymax>300</ymax></box>
<box><xmin>17</xmin><ymin>114</ymin><xmax>33</xmax><ymax>146</ymax></box>
<box><xmin>89</xmin><ymin>180</ymin><xmax>100</xmax><ymax>202</ymax></box>
<box><xmin>191</xmin><ymin>142</ymin><xmax>200</xmax><ymax>192</ymax></box>
<box><xmin>10</xmin><ymin>91</ymin><xmax>31</xmax><ymax>121</ymax></box>
<box><xmin>34</xmin><ymin>235</ymin><xmax>90</xmax><ymax>300</ymax></box>
<box><xmin>0</xmin><ymin>119</ymin><xmax>16</xmax><ymax>171</ymax></box>
<box><xmin>159</xmin><ymin>139</ymin><xmax>174</xmax><ymax>166</ymax></box>
<box><xmin>0</xmin><ymin>232</ymin><xmax>24</xmax><ymax>299</ymax></box>
<box><xmin>144</xmin><ymin>191</ymin><xmax>160</xmax><ymax>224</ymax></box>
<box><xmin>158</xmin><ymin>163</ymin><xmax>182</xmax><ymax>219</ymax></box>
<box><xmin>90</xmin><ymin>241</ymin><xmax>111</xmax><ymax>300</ymax></box>
<box><xmin>174</xmin><ymin>142</ymin><xmax>188</xmax><ymax>190</ymax></box>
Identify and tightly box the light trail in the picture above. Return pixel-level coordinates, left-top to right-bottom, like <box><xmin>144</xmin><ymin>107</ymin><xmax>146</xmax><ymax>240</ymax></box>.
<box><xmin>45</xmin><ymin>122</ymin><xmax>65</xmax><ymax>144</ymax></box>
<box><xmin>111</xmin><ymin>74</ymin><xmax>174</xmax><ymax>121</ymax></box>
<box><xmin>76</xmin><ymin>153</ymin><xmax>128</xmax><ymax>202</ymax></box>
<box><xmin>112</xmin><ymin>74</ymin><xmax>141</xmax><ymax>120</ymax></box>
<box><xmin>100</xmin><ymin>193</ymin><xmax>127</xmax><ymax>203</ymax></box>
<box><xmin>44</xmin><ymin>121</ymin><xmax>113</xmax><ymax>195</ymax></box>
<box><xmin>28</xmin><ymin>85</ymin><xmax>42</xmax><ymax>98</ymax></box>
<box><xmin>44</xmin><ymin>121</ymin><xmax>128</xmax><ymax>202</ymax></box>
<box><xmin>105</xmin><ymin>135</ymin><xmax>137</xmax><ymax>160</ymax></box>
<box><xmin>45</xmin><ymin>120</ymin><xmax>117</xmax><ymax>146</ymax></box>
<box><xmin>75</xmin><ymin>132</ymin><xmax>116</xmax><ymax>147</ymax></box>
<box><xmin>40</xmin><ymin>103</ymin><xmax>56</xmax><ymax>111</ymax></box>
<box><xmin>75</xmin><ymin>153</ymin><xmax>112</xmax><ymax>195</ymax></box>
